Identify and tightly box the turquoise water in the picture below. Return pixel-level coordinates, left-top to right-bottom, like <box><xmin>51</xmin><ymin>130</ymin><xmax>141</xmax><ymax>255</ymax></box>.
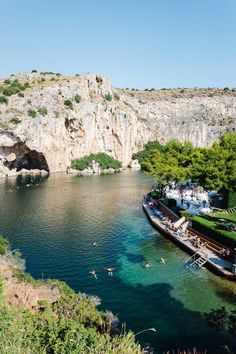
<box><xmin>0</xmin><ymin>171</ymin><xmax>235</xmax><ymax>353</ymax></box>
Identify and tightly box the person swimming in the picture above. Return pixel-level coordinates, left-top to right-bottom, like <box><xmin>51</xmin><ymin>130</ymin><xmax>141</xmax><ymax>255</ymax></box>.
<box><xmin>92</xmin><ymin>241</ymin><xmax>97</xmax><ymax>246</ymax></box>
<box><xmin>105</xmin><ymin>267</ymin><xmax>115</xmax><ymax>276</ymax></box>
<box><xmin>89</xmin><ymin>270</ymin><xmax>97</xmax><ymax>279</ymax></box>
<box><xmin>144</xmin><ymin>261</ymin><xmax>150</xmax><ymax>269</ymax></box>
<box><xmin>160</xmin><ymin>258</ymin><xmax>166</xmax><ymax>264</ymax></box>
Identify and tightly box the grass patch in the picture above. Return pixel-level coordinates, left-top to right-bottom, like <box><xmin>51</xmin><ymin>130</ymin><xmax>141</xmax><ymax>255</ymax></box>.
<box><xmin>191</xmin><ymin>213</ymin><xmax>236</xmax><ymax>248</ymax></box>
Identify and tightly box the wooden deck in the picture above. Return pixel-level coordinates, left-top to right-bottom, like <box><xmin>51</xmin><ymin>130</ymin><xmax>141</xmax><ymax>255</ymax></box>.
<box><xmin>143</xmin><ymin>200</ymin><xmax>236</xmax><ymax>280</ymax></box>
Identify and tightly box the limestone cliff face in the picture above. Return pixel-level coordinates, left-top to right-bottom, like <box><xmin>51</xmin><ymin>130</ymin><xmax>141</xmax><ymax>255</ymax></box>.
<box><xmin>0</xmin><ymin>72</ymin><xmax>235</xmax><ymax>176</ymax></box>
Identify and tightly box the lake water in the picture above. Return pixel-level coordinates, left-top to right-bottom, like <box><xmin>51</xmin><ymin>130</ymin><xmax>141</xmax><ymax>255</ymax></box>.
<box><xmin>0</xmin><ymin>170</ymin><xmax>236</xmax><ymax>353</ymax></box>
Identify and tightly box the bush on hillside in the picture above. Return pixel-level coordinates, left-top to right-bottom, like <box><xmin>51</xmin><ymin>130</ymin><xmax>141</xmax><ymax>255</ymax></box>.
<box><xmin>9</xmin><ymin>117</ymin><xmax>21</xmax><ymax>125</ymax></box>
<box><xmin>0</xmin><ymin>95</ymin><xmax>8</xmax><ymax>104</ymax></box>
<box><xmin>28</xmin><ymin>109</ymin><xmax>37</xmax><ymax>118</ymax></box>
<box><xmin>2</xmin><ymin>80</ymin><xmax>28</xmax><ymax>96</ymax></box>
<box><xmin>64</xmin><ymin>99</ymin><xmax>73</xmax><ymax>109</ymax></box>
<box><xmin>38</xmin><ymin>107</ymin><xmax>48</xmax><ymax>116</ymax></box>
<box><xmin>0</xmin><ymin>236</ymin><xmax>8</xmax><ymax>255</ymax></box>
<box><xmin>104</xmin><ymin>94</ymin><xmax>113</xmax><ymax>101</ymax></box>
<box><xmin>75</xmin><ymin>94</ymin><xmax>81</xmax><ymax>103</ymax></box>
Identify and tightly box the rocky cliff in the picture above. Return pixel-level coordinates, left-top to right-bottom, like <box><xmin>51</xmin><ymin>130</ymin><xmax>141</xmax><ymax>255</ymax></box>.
<box><xmin>0</xmin><ymin>72</ymin><xmax>235</xmax><ymax>176</ymax></box>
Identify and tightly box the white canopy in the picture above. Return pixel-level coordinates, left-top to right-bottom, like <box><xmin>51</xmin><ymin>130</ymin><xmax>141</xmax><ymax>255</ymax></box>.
<box><xmin>173</xmin><ymin>216</ymin><xmax>185</xmax><ymax>228</ymax></box>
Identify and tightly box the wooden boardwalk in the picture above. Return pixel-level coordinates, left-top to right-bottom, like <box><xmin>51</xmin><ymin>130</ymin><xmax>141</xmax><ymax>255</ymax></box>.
<box><xmin>143</xmin><ymin>199</ymin><xmax>236</xmax><ymax>280</ymax></box>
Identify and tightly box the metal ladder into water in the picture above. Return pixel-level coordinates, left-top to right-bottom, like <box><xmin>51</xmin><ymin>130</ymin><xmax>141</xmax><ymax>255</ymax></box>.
<box><xmin>189</xmin><ymin>255</ymin><xmax>208</xmax><ymax>269</ymax></box>
<box><xmin>185</xmin><ymin>251</ymin><xmax>208</xmax><ymax>270</ymax></box>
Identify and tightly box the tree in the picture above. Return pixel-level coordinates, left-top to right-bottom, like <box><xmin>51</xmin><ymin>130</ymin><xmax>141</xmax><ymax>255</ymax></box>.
<box><xmin>204</xmin><ymin>306</ymin><xmax>236</xmax><ymax>335</ymax></box>
<box><xmin>143</xmin><ymin>150</ymin><xmax>188</xmax><ymax>185</ymax></box>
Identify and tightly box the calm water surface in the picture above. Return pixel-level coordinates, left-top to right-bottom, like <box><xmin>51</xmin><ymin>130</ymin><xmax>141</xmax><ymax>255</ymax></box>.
<box><xmin>0</xmin><ymin>171</ymin><xmax>236</xmax><ymax>353</ymax></box>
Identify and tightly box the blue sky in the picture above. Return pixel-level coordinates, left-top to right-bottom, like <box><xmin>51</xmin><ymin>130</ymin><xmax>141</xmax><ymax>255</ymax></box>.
<box><xmin>0</xmin><ymin>0</ymin><xmax>235</xmax><ymax>88</ymax></box>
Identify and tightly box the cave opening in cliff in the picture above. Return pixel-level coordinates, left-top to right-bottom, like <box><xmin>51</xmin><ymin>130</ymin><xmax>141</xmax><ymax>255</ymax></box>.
<box><xmin>22</xmin><ymin>150</ymin><xmax>49</xmax><ymax>172</ymax></box>
<box><xmin>3</xmin><ymin>143</ymin><xmax>49</xmax><ymax>172</ymax></box>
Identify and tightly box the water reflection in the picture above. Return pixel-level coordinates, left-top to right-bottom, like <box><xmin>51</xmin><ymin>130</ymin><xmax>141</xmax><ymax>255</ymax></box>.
<box><xmin>0</xmin><ymin>170</ymin><xmax>235</xmax><ymax>353</ymax></box>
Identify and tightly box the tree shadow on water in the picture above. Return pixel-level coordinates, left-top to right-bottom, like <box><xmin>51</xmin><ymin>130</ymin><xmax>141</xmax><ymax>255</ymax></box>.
<box><xmin>125</xmin><ymin>253</ymin><xmax>145</xmax><ymax>264</ymax></box>
<box><xmin>99</xmin><ymin>280</ymin><xmax>236</xmax><ymax>354</ymax></box>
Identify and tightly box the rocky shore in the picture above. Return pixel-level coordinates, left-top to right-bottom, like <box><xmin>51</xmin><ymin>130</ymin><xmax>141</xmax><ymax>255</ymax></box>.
<box><xmin>0</xmin><ymin>71</ymin><xmax>235</xmax><ymax>178</ymax></box>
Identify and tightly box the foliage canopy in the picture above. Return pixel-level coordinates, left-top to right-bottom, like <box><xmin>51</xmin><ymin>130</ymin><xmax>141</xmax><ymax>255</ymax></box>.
<box><xmin>136</xmin><ymin>133</ymin><xmax>236</xmax><ymax>191</ymax></box>
<box><xmin>71</xmin><ymin>153</ymin><xmax>122</xmax><ymax>171</ymax></box>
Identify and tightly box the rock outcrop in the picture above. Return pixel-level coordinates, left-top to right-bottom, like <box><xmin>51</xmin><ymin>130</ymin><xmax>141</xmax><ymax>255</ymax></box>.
<box><xmin>130</xmin><ymin>159</ymin><xmax>141</xmax><ymax>170</ymax></box>
<box><xmin>0</xmin><ymin>72</ymin><xmax>235</xmax><ymax>177</ymax></box>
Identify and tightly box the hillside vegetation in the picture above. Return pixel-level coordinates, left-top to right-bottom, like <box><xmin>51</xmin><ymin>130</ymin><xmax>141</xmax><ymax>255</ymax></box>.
<box><xmin>0</xmin><ymin>236</ymin><xmax>142</xmax><ymax>354</ymax></box>
<box><xmin>71</xmin><ymin>153</ymin><xmax>122</xmax><ymax>171</ymax></box>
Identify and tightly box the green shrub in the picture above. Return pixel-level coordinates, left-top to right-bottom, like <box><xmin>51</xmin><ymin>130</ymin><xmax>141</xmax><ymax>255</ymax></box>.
<box><xmin>71</xmin><ymin>153</ymin><xmax>122</xmax><ymax>171</ymax></box>
<box><xmin>104</xmin><ymin>94</ymin><xmax>112</xmax><ymax>101</ymax></box>
<box><xmin>28</xmin><ymin>109</ymin><xmax>37</xmax><ymax>118</ymax></box>
<box><xmin>113</xmin><ymin>92</ymin><xmax>120</xmax><ymax>101</ymax></box>
<box><xmin>9</xmin><ymin>117</ymin><xmax>21</xmax><ymax>125</ymax></box>
<box><xmin>75</xmin><ymin>94</ymin><xmax>81</xmax><ymax>103</ymax></box>
<box><xmin>12</xmin><ymin>268</ymin><xmax>36</xmax><ymax>284</ymax></box>
<box><xmin>0</xmin><ymin>236</ymin><xmax>142</xmax><ymax>354</ymax></box>
<box><xmin>228</xmin><ymin>191</ymin><xmax>236</xmax><ymax>209</ymax></box>
<box><xmin>24</xmin><ymin>82</ymin><xmax>30</xmax><ymax>88</ymax></box>
<box><xmin>64</xmin><ymin>99</ymin><xmax>73</xmax><ymax>109</ymax></box>
<box><xmin>2</xmin><ymin>80</ymin><xmax>27</xmax><ymax>96</ymax></box>
<box><xmin>0</xmin><ymin>95</ymin><xmax>8</xmax><ymax>104</ymax></box>
<box><xmin>4</xmin><ymin>79</ymin><xmax>11</xmax><ymax>85</ymax></box>
<box><xmin>224</xmin><ymin>87</ymin><xmax>229</xmax><ymax>91</ymax></box>
<box><xmin>132</xmin><ymin>140</ymin><xmax>164</xmax><ymax>164</ymax></box>
<box><xmin>0</xmin><ymin>236</ymin><xmax>8</xmax><ymax>255</ymax></box>
<box><xmin>18</xmin><ymin>92</ymin><xmax>24</xmax><ymax>97</ymax></box>
<box><xmin>38</xmin><ymin>107</ymin><xmax>48</xmax><ymax>116</ymax></box>
<box><xmin>31</xmin><ymin>69</ymin><xmax>37</xmax><ymax>73</ymax></box>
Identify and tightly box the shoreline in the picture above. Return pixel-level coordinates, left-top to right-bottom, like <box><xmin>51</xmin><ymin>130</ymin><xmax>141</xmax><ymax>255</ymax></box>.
<box><xmin>143</xmin><ymin>198</ymin><xmax>236</xmax><ymax>280</ymax></box>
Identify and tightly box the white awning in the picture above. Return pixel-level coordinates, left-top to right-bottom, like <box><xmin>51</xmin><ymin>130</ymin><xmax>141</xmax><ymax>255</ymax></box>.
<box><xmin>173</xmin><ymin>216</ymin><xmax>185</xmax><ymax>228</ymax></box>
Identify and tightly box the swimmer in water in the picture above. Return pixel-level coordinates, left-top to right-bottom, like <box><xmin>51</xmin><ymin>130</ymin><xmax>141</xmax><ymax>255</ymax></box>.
<box><xmin>89</xmin><ymin>270</ymin><xmax>97</xmax><ymax>279</ymax></box>
<box><xmin>105</xmin><ymin>267</ymin><xmax>115</xmax><ymax>276</ymax></box>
